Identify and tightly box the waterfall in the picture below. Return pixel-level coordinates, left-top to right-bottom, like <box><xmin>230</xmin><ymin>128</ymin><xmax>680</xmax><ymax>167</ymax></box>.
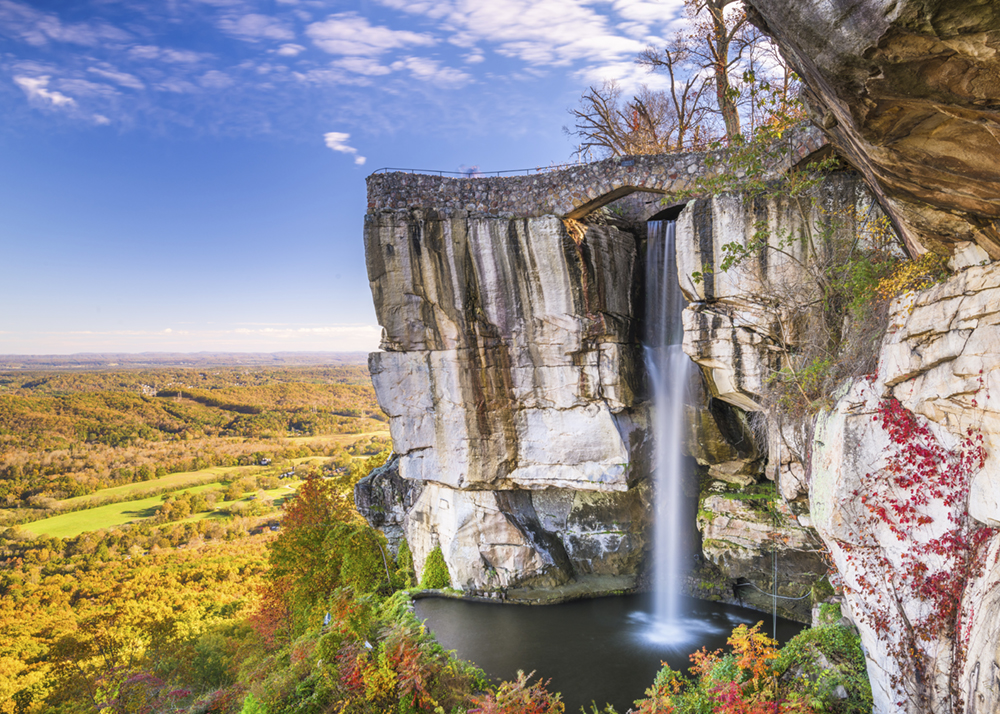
<box><xmin>644</xmin><ymin>219</ymin><xmax>694</xmax><ymax>632</ymax></box>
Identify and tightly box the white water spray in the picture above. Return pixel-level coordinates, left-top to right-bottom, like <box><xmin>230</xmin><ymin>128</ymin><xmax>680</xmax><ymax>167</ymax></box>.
<box><xmin>644</xmin><ymin>219</ymin><xmax>695</xmax><ymax>639</ymax></box>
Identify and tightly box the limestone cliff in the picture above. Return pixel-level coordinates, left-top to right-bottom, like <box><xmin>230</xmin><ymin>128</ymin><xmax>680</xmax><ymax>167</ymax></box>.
<box><xmin>359</xmin><ymin>2</ymin><xmax>1000</xmax><ymax>704</ymax></box>
<box><xmin>809</xmin><ymin>254</ymin><xmax>1000</xmax><ymax>714</ymax></box>
<box><xmin>746</xmin><ymin>0</ymin><xmax>1000</xmax><ymax>259</ymax></box>
<box><xmin>361</xmin><ymin>209</ymin><xmax>651</xmax><ymax>592</ymax></box>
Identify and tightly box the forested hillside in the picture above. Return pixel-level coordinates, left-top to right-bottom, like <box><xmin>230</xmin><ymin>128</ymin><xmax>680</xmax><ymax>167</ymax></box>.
<box><xmin>0</xmin><ymin>366</ymin><xmax>385</xmax><ymax>524</ymax></box>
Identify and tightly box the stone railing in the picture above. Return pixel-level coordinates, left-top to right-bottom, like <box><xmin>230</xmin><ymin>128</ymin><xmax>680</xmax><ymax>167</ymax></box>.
<box><xmin>366</xmin><ymin>125</ymin><xmax>828</xmax><ymax>219</ymax></box>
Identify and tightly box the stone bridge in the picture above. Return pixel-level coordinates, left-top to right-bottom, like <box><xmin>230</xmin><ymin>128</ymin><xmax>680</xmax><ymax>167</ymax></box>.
<box><xmin>366</xmin><ymin>125</ymin><xmax>828</xmax><ymax>219</ymax></box>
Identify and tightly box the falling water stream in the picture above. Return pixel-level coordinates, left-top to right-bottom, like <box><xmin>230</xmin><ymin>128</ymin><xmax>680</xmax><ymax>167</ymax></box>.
<box><xmin>413</xmin><ymin>218</ymin><xmax>806</xmax><ymax>712</ymax></box>
<box><xmin>644</xmin><ymin>218</ymin><xmax>696</xmax><ymax>640</ymax></box>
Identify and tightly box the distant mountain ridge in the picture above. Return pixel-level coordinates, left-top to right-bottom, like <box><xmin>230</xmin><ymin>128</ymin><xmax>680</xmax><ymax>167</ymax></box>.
<box><xmin>0</xmin><ymin>352</ymin><xmax>370</xmax><ymax>370</ymax></box>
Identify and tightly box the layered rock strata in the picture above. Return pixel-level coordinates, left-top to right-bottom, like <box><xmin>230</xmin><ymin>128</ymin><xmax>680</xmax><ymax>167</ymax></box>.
<box><xmin>746</xmin><ymin>0</ymin><xmax>1000</xmax><ymax>259</ymax></box>
<box><xmin>362</xmin><ymin>209</ymin><xmax>652</xmax><ymax>590</ymax></box>
<box><xmin>811</xmin><ymin>254</ymin><xmax>1000</xmax><ymax>714</ymax></box>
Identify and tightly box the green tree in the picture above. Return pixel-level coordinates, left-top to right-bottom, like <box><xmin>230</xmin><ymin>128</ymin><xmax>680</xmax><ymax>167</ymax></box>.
<box><xmin>419</xmin><ymin>546</ymin><xmax>451</xmax><ymax>590</ymax></box>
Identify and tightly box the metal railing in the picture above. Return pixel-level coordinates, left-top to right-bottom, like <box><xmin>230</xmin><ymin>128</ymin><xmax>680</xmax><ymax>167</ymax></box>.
<box><xmin>369</xmin><ymin>162</ymin><xmax>584</xmax><ymax>178</ymax></box>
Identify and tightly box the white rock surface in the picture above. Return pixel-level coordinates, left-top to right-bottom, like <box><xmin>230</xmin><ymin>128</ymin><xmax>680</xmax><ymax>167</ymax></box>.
<box><xmin>404</xmin><ymin>483</ymin><xmax>555</xmax><ymax>590</ymax></box>
<box><xmin>365</xmin><ymin>211</ymin><xmax>651</xmax><ymax>588</ymax></box>
<box><xmin>810</xmin><ymin>262</ymin><xmax>1000</xmax><ymax>714</ymax></box>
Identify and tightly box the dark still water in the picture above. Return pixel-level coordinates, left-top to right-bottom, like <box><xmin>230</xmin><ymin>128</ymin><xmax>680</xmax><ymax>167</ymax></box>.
<box><xmin>414</xmin><ymin>594</ymin><xmax>805</xmax><ymax>713</ymax></box>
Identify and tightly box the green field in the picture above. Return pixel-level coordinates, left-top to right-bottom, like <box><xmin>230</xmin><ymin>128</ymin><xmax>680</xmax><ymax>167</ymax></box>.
<box><xmin>56</xmin><ymin>465</ymin><xmax>255</xmax><ymax>509</ymax></box>
<box><xmin>286</xmin><ymin>430</ymin><xmax>390</xmax><ymax>447</ymax></box>
<box><xmin>18</xmin><ymin>428</ymin><xmax>381</xmax><ymax>539</ymax></box>
<box><xmin>25</xmin><ymin>480</ymin><xmax>305</xmax><ymax>538</ymax></box>
<box><xmin>26</xmin><ymin>483</ymin><xmax>222</xmax><ymax>538</ymax></box>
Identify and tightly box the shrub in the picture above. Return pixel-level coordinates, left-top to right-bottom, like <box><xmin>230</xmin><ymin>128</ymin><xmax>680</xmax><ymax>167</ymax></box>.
<box><xmin>419</xmin><ymin>546</ymin><xmax>450</xmax><ymax>590</ymax></box>
<box><xmin>395</xmin><ymin>538</ymin><xmax>416</xmax><ymax>588</ymax></box>
<box><xmin>471</xmin><ymin>670</ymin><xmax>565</xmax><ymax>714</ymax></box>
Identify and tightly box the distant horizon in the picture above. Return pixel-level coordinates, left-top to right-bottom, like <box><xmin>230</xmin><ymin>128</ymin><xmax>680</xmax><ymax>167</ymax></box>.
<box><xmin>0</xmin><ymin>350</ymin><xmax>374</xmax><ymax>370</ymax></box>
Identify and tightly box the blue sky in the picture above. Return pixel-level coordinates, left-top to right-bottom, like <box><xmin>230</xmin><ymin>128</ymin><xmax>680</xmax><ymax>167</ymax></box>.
<box><xmin>0</xmin><ymin>0</ymin><xmax>687</xmax><ymax>354</ymax></box>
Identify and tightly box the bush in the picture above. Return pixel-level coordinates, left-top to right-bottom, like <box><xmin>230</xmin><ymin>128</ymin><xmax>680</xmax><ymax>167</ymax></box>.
<box><xmin>395</xmin><ymin>538</ymin><xmax>416</xmax><ymax>588</ymax></box>
<box><xmin>774</xmin><ymin>624</ymin><xmax>872</xmax><ymax>714</ymax></box>
<box><xmin>240</xmin><ymin>693</ymin><xmax>267</xmax><ymax>714</ymax></box>
<box><xmin>630</xmin><ymin>621</ymin><xmax>872</xmax><ymax>714</ymax></box>
<box><xmin>471</xmin><ymin>670</ymin><xmax>565</xmax><ymax>714</ymax></box>
<box><xmin>419</xmin><ymin>546</ymin><xmax>450</xmax><ymax>589</ymax></box>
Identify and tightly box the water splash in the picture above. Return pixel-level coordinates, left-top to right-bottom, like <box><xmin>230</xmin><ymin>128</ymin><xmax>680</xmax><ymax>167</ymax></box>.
<box><xmin>644</xmin><ymin>219</ymin><xmax>695</xmax><ymax>632</ymax></box>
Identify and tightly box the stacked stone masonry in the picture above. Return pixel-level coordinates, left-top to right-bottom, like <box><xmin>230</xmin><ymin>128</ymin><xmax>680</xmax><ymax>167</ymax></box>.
<box><xmin>366</xmin><ymin>125</ymin><xmax>828</xmax><ymax>219</ymax></box>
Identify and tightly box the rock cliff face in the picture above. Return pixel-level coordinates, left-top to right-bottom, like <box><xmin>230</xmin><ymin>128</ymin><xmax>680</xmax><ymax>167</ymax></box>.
<box><xmin>809</xmin><ymin>255</ymin><xmax>1000</xmax><ymax>714</ymax></box>
<box><xmin>362</xmin><ymin>210</ymin><xmax>652</xmax><ymax>591</ymax></box>
<box><xmin>359</xmin><ymin>0</ymin><xmax>1000</xmax><ymax>709</ymax></box>
<box><xmin>746</xmin><ymin>0</ymin><xmax>1000</xmax><ymax>259</ymax></box>
<box><xmin>673</xmin><ymin>173</ymin><xmax>874</xmax><ymax>619</ymax></box>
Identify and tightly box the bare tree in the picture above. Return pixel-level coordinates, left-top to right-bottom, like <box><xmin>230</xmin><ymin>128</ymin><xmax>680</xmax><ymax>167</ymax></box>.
<box><xmin>636</xmin><ymin>42</ymin><xmax>712</xmax><ymax>149</ymax></box>
<box><xmin>566</xmin><ymin>80</ymin><xmax>681</xmax><ymax>159</ymax></box>
<box><xmin>736</xmin><ymin>23</ymin><xmax>802</xmax><ymax>134</ymax></box>
<box><xmin>688</xmin><ymin>0</ymin><xmax>747</xmax><ymax>141</ymax></box>
<box><xmin>566</xmin><ymin>0</ymin><xmax>799</xmax><ymax>158</ymax></box>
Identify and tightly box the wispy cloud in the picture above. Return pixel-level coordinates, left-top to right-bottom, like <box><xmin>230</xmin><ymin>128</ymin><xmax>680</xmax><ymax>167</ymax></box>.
<box><xmin>0</xmin><ymin>0</ymin><xmax>130</xmax><ymax>47</ymax></box>
<box><xmin>128</xmin><ymin>45</ymin><xmax>212</xmax><ymax>64</ymax></box>
<box><xmin>14</xmin><ymin>74</ymin><xmax>75</xmax><ymax>107</ymax></box>
<box><xmin>391</xmin><ymin>56</ymin><xmax>471</xmax><ymax>88</ymax></box>
<box><xmin>88</xmin><ymin>66</ymin><xmax>144</xmax><ymax>90</ymax></box>
<box><xmin>306</xmin><ymin>12</ymin><xmax>435</xmax><ymax>56</ymax></box>
<box><xmin>218</xmin><ymin>13</ymin><xmax>295</xmax><ymax>42</ymax></box>
<box><xmin>1</xmin><ymin>0</ymin><xmax>689</xmax><ymax>136</ymax></box>
<box><xmin>276</xmin><ymin>43</ymin><xmax>305</xmax><ymax>56</ymax></box>
<box><xmin>199</xmin><ymin>70</ymin><xmax>234</xmax><ymax>89</ymax></box>
<box><xmin>324</xmin><ymin>131</ymin><xmax>366</xmax><ymax>165</ymax></box>
<box><xmin>332</xmin><ymin>57</ymin><xmax>392</xmax><ymax>76</ymax></box>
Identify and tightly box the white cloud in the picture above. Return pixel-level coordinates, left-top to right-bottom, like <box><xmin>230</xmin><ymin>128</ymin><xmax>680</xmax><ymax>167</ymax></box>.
<box><xmin>375</xmin><ymin>0</ymin><xmax>680</xmax><ymax>69</ymax></box>
<box><xmin>199</xmin><ymin>70</ymin><xmax>234</xmax><ymax>89</ymax></box>
<box><xmin>276</xmin><ymin>43</ymin><xmax>306</xmax><ymax>56</ymax></box>
<box><xmin>324</xmin><ymin>131</ymin><xmax>366</xmax><ymax>165</ymax></box>
<box><xmin>57</xmin><ymin>78</ymin><xmax>119</xmax><ymax>99</ymax></box>
<box><xmin>333</xmin><ymin>57</ymin><xmax>392</xmax><ymax>76</ymax></box>
<box><xmin>13</xmin><ymin>75</ymin><xmax>75</xmax><ymax>107</ymax></box>
<box><xmin>128</xmin><ymin>45</ymin><xmax>211</xmax><ymax>64</ymax></box>
<box><xmin>218</xmin><ymin>13</ymin><xmax>295</xmax><ymax>42</ymax></box>
<box><xmin>93</xmin><ymin>113</ymin><xmax>111</xmax><ymax>124</ymax></box>
<box><xmin>613</xmin><ymin>0</ymin><xmax>686</xmax><ymax>24</ymax></box>
<box><xmin>306</xmin><ymin>12</ymin><xmax>434</xmax><ymax>56</ymax></box>
<box><xmin>575</xmin><ymin>59</ymin><xmax>672</xmax><ymax>93</ymax></box>
<box><xmin>154</xmin><ymin>78</ymin><xmax>199</xmax><ymax>93</ymax></box>
<box><xmin>0</xmin><ymin>0</ymin><xmax>130</xmax><ymax>47</ymax></box>
<box><xmin>88</xmin><ymin>66</ymin><xmax>144</xmax><ymax>90</ymax></box>
<box><xmin>391</xmin><ymin>56</ymin><xmax>471</xmax><ymax>87</ymax></box>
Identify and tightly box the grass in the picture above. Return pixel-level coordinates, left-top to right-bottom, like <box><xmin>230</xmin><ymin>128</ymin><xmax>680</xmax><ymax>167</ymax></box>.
<box><xmin>182</xmin><ymin>481</ymin><xmax>303</xmax><ymax>523</ymax></box>
<box><xmin>49</xmin><ymin>429</ymin><xmax>386</xmax><ymax>510</ymax></box>
<box><xmin>25</xmin><ymin>483</ymin><xmax>221</xmax><ymax>539</ymax></box>
<box><xmin>56</xmin><ymin>465</ymin><xmax>250</xmax><ymax>509</ymax></box>
<box><xmin>26</xmin><ymin>479</ymin><xmax>307</xmax><ymax>538</ymax></box>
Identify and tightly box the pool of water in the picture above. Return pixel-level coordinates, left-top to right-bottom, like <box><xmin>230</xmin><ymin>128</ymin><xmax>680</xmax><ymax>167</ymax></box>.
<box><xmin>414</xmin><ymin>593</ymin><xmax>805</xmax><ymax>713</ymax></box>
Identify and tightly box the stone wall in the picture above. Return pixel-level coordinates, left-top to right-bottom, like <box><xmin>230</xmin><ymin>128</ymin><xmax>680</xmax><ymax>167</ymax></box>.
<box><xmin>366</xmin><ymin>126</ymin><xmax>827</xmax><ymax>219</ymax></box>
